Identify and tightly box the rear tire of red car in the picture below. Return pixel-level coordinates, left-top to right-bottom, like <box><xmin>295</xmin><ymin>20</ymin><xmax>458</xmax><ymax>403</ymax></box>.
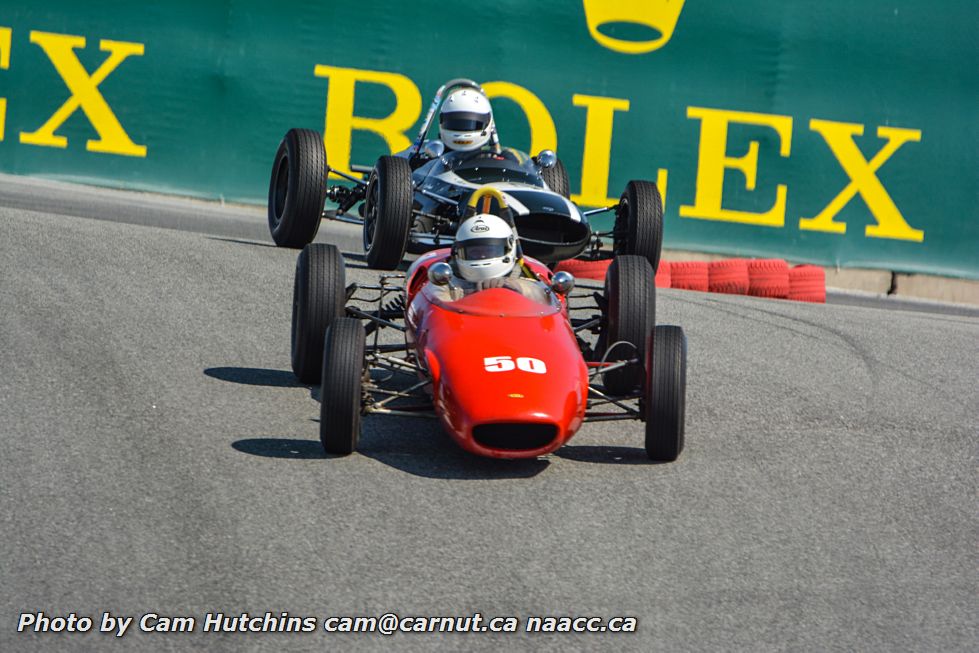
<box><xmin>364</xmin><ymin>156</ymin><xmax>413</xmax><ymax>270</ymax></box>
<box><xmin>613</xmin><ymin>180</ymin><xmax>663</xmax><ymax>273</ymax></box>
<box><xmin>540</xmin><ymin>157</ymin><xmax>570</xmax><ymax>198</ymax></box>
<box><xmin>268</xmin><ymin>128</ymin><xmax>327</xmax><ymax>248</ymax></box>
<box><xmin>291</xmin><ymin>244</ymin><xmax>346</xmax><ymax>384</ymax></box>
<box><xmin>320</xmin><ymin>318</ymin><xmax>365</xmax><ymax>455</ymax></box>
<box><xmin>602</xmin><ymin>255</ymin><xmax>656</xmax><ymax>396</ymax></box>
<box><xmin>645</xmin><ymin>325</ymin><xmax>687</xmax><ymax>462</ymax></box>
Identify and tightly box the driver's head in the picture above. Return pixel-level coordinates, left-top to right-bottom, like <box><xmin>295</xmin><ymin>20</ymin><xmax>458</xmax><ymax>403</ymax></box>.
<box><xmin>452</xmin><ymin>214</ymin><xmax>516</xmax><ymax>282</ymax></box>
<box><xmin>439</xmin><ymin>89</ymin><xmax>493</xmax><ymax>151</ymax></box>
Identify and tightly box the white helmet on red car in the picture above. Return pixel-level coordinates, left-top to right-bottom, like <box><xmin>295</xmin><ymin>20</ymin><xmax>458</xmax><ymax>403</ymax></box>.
<box><xmin>439</xmin><ymin>89</ymin><xmax>493</xmax><ymax>152</ymax></box>
<box><xmin>452</xmin><ymin>214</ymin><xmax>516</xmax><ymax>283</ymax></box>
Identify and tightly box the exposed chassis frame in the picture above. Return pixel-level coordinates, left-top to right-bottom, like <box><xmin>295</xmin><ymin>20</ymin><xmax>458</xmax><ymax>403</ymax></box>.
<box><xmin>345</xmin><ymin>276</ymin><xmax>646</xmax><ymax>424</ymax></box>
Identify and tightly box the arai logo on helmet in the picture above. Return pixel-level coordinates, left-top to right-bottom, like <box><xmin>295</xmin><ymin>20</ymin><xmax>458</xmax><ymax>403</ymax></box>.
<box><xmin>471</xmin><ymin>222</ymin><xmax>490</xmax><ymax>233</ymax></box>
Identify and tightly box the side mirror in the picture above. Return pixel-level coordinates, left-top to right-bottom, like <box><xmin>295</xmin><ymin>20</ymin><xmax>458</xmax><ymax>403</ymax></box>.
<box><xmin>428</xmin><ymin>262</ymin><xmax>453</xmax><ymax>286</ymax></box>
<box><xmin>535</xmin><ymin>150</ymin><xmax>557</xmax><ymax>169</ymax></box>
<box><xmin>423</xmin><ymin>141</ymin><xmax>445</xmax><ymax>159</ymax></box>
<box><xmin>550</xmin><ymin>270</ymin><xmax>575</xmax><ymax>295</ymax></box>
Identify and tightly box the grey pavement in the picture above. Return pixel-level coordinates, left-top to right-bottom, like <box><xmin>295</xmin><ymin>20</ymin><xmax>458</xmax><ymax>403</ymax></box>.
<box><xmin>1</xmin><ymin>183</ymin><xmax>976</xmax><ymax>651</ymax></box>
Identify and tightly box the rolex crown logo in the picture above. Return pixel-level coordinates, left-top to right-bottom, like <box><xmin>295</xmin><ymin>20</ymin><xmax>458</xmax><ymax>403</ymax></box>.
<box><xmin>583</xmin><ymin>0</ymin><xmax>686</xmax><ymax>54</ymax></box>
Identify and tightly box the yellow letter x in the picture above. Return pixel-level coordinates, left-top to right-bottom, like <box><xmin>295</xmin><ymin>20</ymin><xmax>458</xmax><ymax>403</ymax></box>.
<box><xmin>20</xmin><ymin>31</ymin><xmax>146</xmax><ymax>157</ymax></box>
<box><xmin>800</xmin><ymin>119</ymin><xmax>922</xmax><ymax>241</ymax></box>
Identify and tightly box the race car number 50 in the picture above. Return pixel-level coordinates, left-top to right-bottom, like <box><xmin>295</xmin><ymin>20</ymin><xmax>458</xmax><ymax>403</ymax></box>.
<box><xmin>484</xmin><ymin>356</ymin><xmax>547</xmax><ymax>374</ymax></box>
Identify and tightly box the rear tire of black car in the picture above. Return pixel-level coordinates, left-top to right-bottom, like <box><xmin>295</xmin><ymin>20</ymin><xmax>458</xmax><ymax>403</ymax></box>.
<box><xmin>540</xmin><ymin>157</ymin><xmax>570</xmax><ymax>198</ymax></box>
<box><xmin>613</xmin><ymin>180</ymin><xmax>663</xmax><ymax>272</ymax></box>
<box><xmin>320</xmin><ymin>318</ymin><xmax>365</xmax><ymax>455</ymax></box>
<box><xmin>644</xmin><ymin>325</ymin><xmax>687</xmax><ymax>462</ymax></box>
<box><xmin>291</xmin><ymin>244</ymin><xmax>345</xmax><ymax>384</ymax></box>
<box><xmin>268</xmin><ymin>128</ymin><xmax>328</xmax><ymax>248</ymax></box>
<box><xmin>364</xmin><ymin>156</ymin><xmax>413</xmax><ymax>270</ymax></box>
<box><xmin>602</xmin><ymin>255</ymin><xmax>656</xmax><ymax>396</ymax></box>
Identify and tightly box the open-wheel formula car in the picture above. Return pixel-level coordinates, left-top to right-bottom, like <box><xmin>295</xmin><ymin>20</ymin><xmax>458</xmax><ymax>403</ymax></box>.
<box><xmin>289</xmin><ymin>188</ymin><xmax>687</xmax><ymax>461</ymax></box>
<box><xmin>268</xmin><ymin>78</ymin><xmax>665</xmax><ymax>272</ymax></box>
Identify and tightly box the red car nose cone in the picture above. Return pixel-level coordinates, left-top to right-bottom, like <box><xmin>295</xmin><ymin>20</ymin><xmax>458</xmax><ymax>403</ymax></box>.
<box><xmin>423</xmin><ymin>290</ymin><xmax>588</xmax><ymax>458</ymax></box>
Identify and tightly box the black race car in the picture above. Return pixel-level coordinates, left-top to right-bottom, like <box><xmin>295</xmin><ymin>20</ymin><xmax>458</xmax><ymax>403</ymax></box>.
<box><xmin>267</xmin><ymin>79</ymin><xmax>664</xmax><ymax>270</ymax></box>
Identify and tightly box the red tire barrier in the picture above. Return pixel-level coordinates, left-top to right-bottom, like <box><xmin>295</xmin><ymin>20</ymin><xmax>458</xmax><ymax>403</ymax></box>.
<box><xmin>708</xmin><ymin>258</ymin><xmax>749</xmax><ymax>294</ymax></box>
<box><xmin>555</xmin><ymin>258</ymin><xmax>611</xmax><ymax>281</ymax></box>
<box><xmin>747</xmin><ymin>259</ymin><xmax>790</xmax><ymax>298</ymax></box>
<box><xmin>789</xmin><ymin>265</ymin><xmax>826</xmax><ymax>303</ymax></box>
<box><xmin>669</xmin><ymin>261</ymin><xmax>709</xmax><ymax>292</ymax></box>
<box><xmin>654</xmin><ymin>261</ymin><xmax>671</xmax><ymax>288</ymax></box>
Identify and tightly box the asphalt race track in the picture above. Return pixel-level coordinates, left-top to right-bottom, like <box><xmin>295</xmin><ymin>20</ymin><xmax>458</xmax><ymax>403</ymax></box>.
<box><xmin>2</xmin><ymin>177</ymin><xmax>976</xmax><ymax>652</ymax></box>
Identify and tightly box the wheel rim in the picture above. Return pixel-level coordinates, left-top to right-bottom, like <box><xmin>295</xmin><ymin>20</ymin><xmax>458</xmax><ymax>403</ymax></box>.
<box><xmin>363</xmin><ymin>175</ymin><xmax>379</xmax><ymax>252</ymax></box>
<box><xmin>272</xmin><ymin>155</ymin><xmax>289</xmax><ymax>228</ymax></box>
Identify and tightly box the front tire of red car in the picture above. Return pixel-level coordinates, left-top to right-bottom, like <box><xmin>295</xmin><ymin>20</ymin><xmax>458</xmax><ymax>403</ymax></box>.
<box><xmin>320</xmin><ymin>318</ymin><xmax>366</xmax><ymax>455</ymax></box>
<box><xmin>644</xmin><ymin>325</ymin><xmax>687</xmax><ymax>462</ymax></box>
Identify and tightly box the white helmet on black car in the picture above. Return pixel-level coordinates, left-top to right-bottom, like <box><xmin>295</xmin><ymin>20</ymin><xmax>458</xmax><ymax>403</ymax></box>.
<box><xmin>439</xmin><ymin>89</ymin><xmax>493</xmax><ymax>152</ymax></box>
<box><xmin>452</xmin><ymin>214</ymin><xmax>516</xmax><ymax>283</ymax></box>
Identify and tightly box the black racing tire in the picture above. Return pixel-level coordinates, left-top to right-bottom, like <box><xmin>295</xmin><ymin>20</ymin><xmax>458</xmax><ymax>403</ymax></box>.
<box><xmin>644</xmin><ymin>325</ymin><xmax>687</xmax><ymax>462</ymax></box>
<box><xmin>320</xmin><ymin>318</ymin><xmax>365</xmax><ymax>455</ymax></box>
<box><xmin>291</xmin><ymin>244</ymin><xmax>345</xmax><ymax>384</ymax></box>
<box><xmin>540</xmin><ymin>157</ymin><xmax>570</xmax><ymax>198</ymax></box>
<box><xmin>602</xmin><ymin>255</ymin><xmax>656</xmax><ymax>396</ymax></box>
<box><xmin>268</xmin><ymin>128</ymin><xmax>328</xmax><ymax>248</ymax></box>
<box><xmin>613</xmin><ymin>180</ymin><xmax>663</xmax><ymax>272</ymax></box>
<box><xmin>363</xmin><ymin>155</ymin><xmax>413</xmax><ymax>270</ymax></box>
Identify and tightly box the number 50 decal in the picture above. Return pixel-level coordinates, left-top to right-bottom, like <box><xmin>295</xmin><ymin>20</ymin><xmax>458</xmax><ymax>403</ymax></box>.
<box><xmin>483</xmin><ymin>356</ymin><xmax>547</xmax><ymax>374</ymax></box>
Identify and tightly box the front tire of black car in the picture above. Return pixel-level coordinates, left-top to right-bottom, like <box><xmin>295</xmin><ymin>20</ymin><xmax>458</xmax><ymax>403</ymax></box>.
<box><xmin>613</xmin><ymin>180</ymin><xmax>663</xmax><ymax>272</ymax></box>
<box><xmin>268</xmin><ymin>128</ymin><xmax>328</xmax><ymax>248</ymax></box>
<box><xmin>363</xmin><ymin>156</ymin><xmax>413</xmax><ymax>270</ymax></box>
<box><xmin>644</xmin><ymin>325</ymin><xmax>687</xmax><ymax>462</ymax></box>
<box><xmin>320</xmin><ymin>318</ymin><xmax>366</xmax><ymax>455</ymax></box>
<box><xmin>291</xmin><ymin>244</ymin><xmax>346</xmax><ymax>384</ymax></box>
<box><xmin>540</xmin><ymin>157</ymin><xmax>570</xmax><ymax>198</ymax></box>
<box><xmin>601</xmin><ymin>255</ymin><xmax>656</xmax><ymax>396</ymax></box>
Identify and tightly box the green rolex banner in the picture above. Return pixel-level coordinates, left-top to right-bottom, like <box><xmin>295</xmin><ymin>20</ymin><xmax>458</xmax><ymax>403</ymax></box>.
<box><xmin>0</xmin><ymin>1</ymin><xmax>976</xmax><ymax>278</ymax></box>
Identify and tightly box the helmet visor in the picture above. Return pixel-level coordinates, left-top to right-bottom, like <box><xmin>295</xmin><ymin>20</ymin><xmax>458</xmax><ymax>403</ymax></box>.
<box><xmin>440</xmin><ymin>111</ymin><xmax>490</xmax><ymax>133</ymax></box>
<box><xmin>456</xmin><ymin>237</ymin><xmax>509</xmax><ymax>261</ymax></box>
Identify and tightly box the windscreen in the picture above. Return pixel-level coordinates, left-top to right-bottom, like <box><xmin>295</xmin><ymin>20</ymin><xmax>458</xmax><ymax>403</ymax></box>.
<box><xmin>441</xmin><ymin>149</ymin><xmax>546</xmax><ymax>188</ymax></box>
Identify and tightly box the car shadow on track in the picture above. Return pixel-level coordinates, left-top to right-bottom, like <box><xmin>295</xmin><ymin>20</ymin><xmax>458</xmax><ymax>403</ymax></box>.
<box><xmin>206</xmin><ymin>236</ymin><xmax>280</xmax><ymax>249</ymax></box>
<box><xmin>553</xmin><ymin>445</ymin><xmax>664</xmax><ymax>465</ymax></box>
<box><xmin>230</xmin><ymin>427</ymin><xmax>550</xmax><ymax>479</ymax></box>
<box><xmin>355</xmin><ymin>417</ymin><xmax>550</xmax><ymax>480</ymax></box>
<box><xmin>204</xmin><ymin>367</ymin><xmax>305</xmax><ymax>387</ymax></box>
<box><xmin>232</xmin><ymin>438</ymin><xmax>329</xmax><ymax>459</ymax></box>
<box><xmin>210</xmin><ymin>366</ymin><xmax>549</xmax><ymax>479</ymax></box>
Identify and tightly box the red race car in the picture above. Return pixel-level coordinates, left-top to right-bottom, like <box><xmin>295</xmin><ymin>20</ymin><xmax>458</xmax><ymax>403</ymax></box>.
<box><xmin>290</xmin><ymin>190</ymin><xmax>687</xmax><ymax>461</ymax></box>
